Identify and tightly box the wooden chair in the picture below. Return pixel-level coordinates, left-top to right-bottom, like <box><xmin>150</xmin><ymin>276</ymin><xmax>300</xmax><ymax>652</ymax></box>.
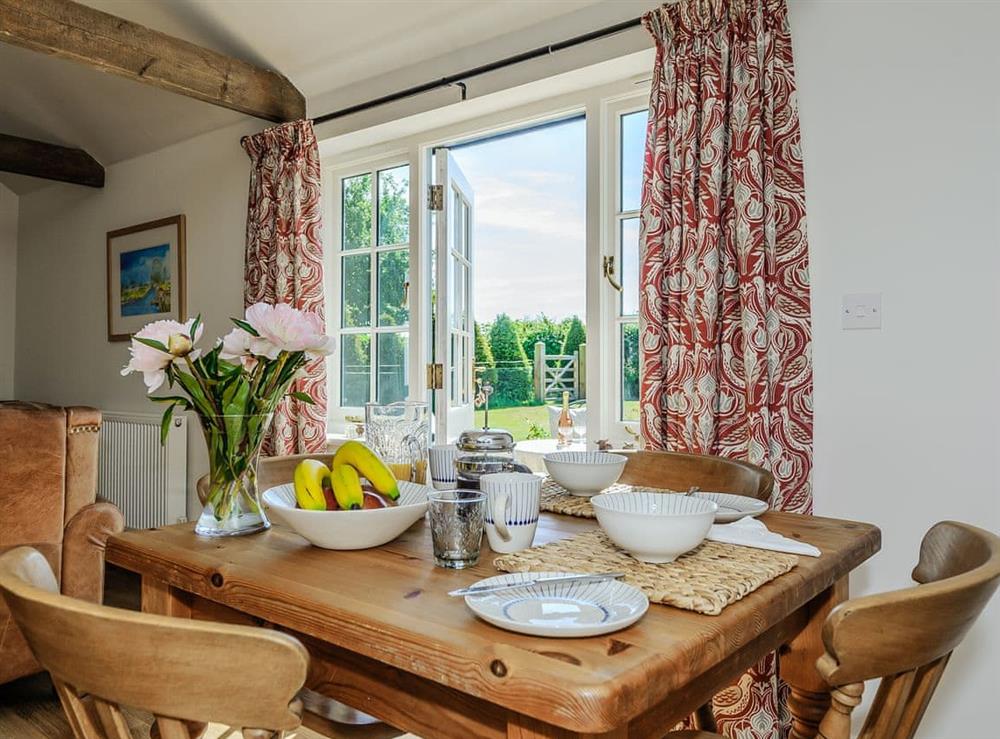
<box><xmin>0</xmin><ymin>546</ymin><xmax>309</xmax><ymax>739</ymax></box>
<box><xmin>616</xmin><ymin>449</ymin><xmax>774</xmax><ymax>502</ymax></box>
<box><xmin>670</xmin><ymin>520</ymin><xmax>1000</xmax><ymax>739</ymax></box>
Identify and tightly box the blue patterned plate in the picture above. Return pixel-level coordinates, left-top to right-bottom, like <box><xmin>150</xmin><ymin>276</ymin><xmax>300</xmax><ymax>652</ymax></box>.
<box><xmin>464</xmin><ymin>571</ymin><xmax>648</xmax><ymax>637</ymax></box>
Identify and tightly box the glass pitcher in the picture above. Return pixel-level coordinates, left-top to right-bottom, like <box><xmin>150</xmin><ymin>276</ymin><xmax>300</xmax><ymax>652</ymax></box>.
<box><xmin>364</xmin><ymin>401</ymin><xmax>430</xmax><ymax>484</ymax></box>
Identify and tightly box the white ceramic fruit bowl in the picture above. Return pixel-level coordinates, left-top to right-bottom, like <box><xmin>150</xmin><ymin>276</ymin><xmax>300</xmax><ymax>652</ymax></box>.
<box><xmin>542</xmin><ymin>451</ymin><xmax>627</xmax><ymax>497</ymax></box>
<box><xmin>262</xmin><ymin>481</ymin><xmax>430</xmax><ymax>550</ymax></box>
<box><xmin>590</xmin><ymin>492</ymin><xmax>717</xmax><ymax>563</ymax></box>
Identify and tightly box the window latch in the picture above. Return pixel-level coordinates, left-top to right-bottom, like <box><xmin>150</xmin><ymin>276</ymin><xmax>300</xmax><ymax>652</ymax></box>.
<box><xmin>603</xmin><ymin>255</ymin><xmax>623</xmax><ymax>292</ymax></box>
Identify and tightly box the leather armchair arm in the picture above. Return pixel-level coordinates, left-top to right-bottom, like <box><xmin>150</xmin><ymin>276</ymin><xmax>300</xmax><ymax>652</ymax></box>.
<box><xmin>60</xmin><ymin>501</ymin><xmax>125</xmax><ymax>604</ymax></box>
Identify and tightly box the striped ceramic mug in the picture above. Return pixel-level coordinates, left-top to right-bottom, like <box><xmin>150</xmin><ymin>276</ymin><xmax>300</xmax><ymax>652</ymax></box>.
<box><xmin>429</xmin><ymin>444</ymin><xmax>460</xmax><ymax>489</ymax></box>
<box><xmin>481</xmin><ymin>472</ymin><xmax>541</xmax><ymax>553</ymax></box>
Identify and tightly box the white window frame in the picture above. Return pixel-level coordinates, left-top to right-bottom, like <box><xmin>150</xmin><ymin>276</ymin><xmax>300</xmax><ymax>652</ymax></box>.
<box><xmin>602</xmin><ymin>94</ymin><xmax>648</xmax><ymax>443</ymax></box>
<box><xmin>322</xmin><ymin>79</ymin><xmax>650</xmax><ymax>443</ymax></box>
<box><xmin>326</xmin><ymin>153</ymin><xmax>419</xmax><ymax>432</ymax></box>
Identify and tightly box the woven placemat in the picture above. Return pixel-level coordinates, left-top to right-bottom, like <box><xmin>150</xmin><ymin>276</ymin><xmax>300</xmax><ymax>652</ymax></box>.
<box><xmin>540</xmin><ymin>477</ymin><xmax>675</xmax><ymax>518</ymax></box>
<box><xmin>493</xmin><ymin>529</ymin><xmax>797</xmax><ymax>616</ymax></box>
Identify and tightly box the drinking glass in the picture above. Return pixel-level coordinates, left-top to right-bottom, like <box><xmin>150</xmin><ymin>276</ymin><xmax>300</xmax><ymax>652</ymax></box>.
<box><xmin>365</xmin><ymin>401</ymin><xmax>429</xmax><ymax>483</ymax></box>
<box><xmin>428</xmin><ymin>490</ymin><xmax>486</xmax><ymax>569</ymax></box>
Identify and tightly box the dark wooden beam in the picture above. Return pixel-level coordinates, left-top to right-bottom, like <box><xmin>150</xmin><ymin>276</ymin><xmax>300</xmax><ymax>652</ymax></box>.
<box><xmin>0</xmin><ymin>133</ymin><xmax>104</xmax><ymax>188</ymax></box>
<box><xmin>0</xmin><ymin>0</ymin><xmax>305</xmax><ymax>123</ymax></box>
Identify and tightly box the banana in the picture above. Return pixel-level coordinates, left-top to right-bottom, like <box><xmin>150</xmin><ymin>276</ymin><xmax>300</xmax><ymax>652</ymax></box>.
<box><xmin>293</xmin><ymin>459</ymin><xmax>330</xmax><ymax>510</ymax></box>
<box><xmin>332</xmin><ymin>441</ymin><xmax>400</xmax><ymax>501</ymax></box>
<box><xmin>330</xmin><ymin>463</ymin><xmax>364</xmax><ymax>510</ymax></box>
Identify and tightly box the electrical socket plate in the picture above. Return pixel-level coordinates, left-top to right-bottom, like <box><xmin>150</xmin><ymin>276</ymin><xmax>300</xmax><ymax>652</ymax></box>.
<box><xmin>842</xmin><ymin>293</ymin><xmax>881</xmax><ymax>330</ymax></box>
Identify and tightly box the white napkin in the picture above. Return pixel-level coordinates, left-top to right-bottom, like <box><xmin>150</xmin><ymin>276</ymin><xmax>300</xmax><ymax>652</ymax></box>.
<box><xmin>707</xmin><ymin>516</ymin><xmax>821</xmax><ymax>557</ymax></box>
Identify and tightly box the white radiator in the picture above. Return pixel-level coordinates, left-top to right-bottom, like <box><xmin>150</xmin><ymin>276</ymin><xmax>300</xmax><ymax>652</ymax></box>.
<box><xmin>98</xmin><ymin>411</ymin><xmax>188</xmax><ymax>529</ymax></box>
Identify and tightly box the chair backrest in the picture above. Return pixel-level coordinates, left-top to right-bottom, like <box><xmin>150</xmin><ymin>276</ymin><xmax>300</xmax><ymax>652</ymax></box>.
<box><xmin>615</xmin><ymin>449</ymin><xmax>774</xmax><ymax>502</ymax></box>
<box><xmin>0</xmin><ymin>547</ymin><xmax>309</xmax><ymax>738</ymax></box>
<box><xmin>815</xmin><ymin>521</ymin><xmax>1000</xmax><ymax>739</ymax></box>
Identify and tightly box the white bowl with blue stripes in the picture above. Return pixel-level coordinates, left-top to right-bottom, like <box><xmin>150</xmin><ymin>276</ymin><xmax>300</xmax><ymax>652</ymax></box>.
<box><xmin>463</xmin><ymin>571</ymin><xmax>648</xmax><ymax>637</ymax></box>
<box><xmin>591</xmin><ymin>492</ymin><xmax>718</xmax><ymax>563</ymax></box>
<box><xmin>542</xmin><ymin>451</ymin><xmax>627</xmax><ymax>497</ymax></box>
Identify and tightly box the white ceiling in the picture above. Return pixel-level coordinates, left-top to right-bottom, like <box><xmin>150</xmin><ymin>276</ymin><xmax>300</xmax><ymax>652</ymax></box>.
<box><xmin>1</xmin><ymin>0</ymin><xmax>644</xmax><ymax>194</ymax></box>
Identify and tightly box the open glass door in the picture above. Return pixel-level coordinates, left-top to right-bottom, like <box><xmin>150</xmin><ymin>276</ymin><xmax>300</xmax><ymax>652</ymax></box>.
<box><xmin>432</xmin><ymin>148</ymin><xmax>475</xmax><ymax>442</ymax></box>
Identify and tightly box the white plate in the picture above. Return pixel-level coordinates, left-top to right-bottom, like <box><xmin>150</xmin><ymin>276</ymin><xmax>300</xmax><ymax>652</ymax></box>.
<box><xmin>464</xmin><ymin>571</ymin><xmax>648</xmax><ymax>638</ymax></box>
<box><xmin>692</xmin><ymin>492</ymin><xmax>768</xmax><ymax>523</ymax></box>
<box><xmin>262</xmin><ymin>480</ymin><xmax>429</xmax><ymax>550</ymax></box>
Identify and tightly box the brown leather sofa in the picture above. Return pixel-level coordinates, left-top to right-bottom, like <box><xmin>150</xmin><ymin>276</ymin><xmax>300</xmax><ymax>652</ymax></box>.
<box><xmin>0</xmin><ymin>401</ymin><xmax>124</xmax><ymax>685</ymax></box>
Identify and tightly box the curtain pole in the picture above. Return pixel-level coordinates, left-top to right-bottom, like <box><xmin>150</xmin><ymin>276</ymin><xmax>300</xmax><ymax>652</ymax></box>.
<box><xmin>311</xmin><ymin>16</ymin><xmax>645</xmax><ymax>125</ymax></box>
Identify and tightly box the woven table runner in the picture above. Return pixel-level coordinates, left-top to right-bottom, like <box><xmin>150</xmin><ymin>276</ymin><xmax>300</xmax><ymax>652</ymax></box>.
<box><xmin>493</xmin><ymin>529</ymin><xmax>797</xmax><ymax>615</ymax></box>
<box><xmin>539</xmin><ymin>477</ymin><xmax>675</xmax><ymax>518</ymax></box>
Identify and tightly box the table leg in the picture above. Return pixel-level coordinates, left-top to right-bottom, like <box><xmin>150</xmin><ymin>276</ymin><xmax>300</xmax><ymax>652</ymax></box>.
<box><xmin>781</xmin><ymin>577</ymin><xmax>848</xmax><ymax>739</ymax></box>
<box><xmin>506</xmin><ymin>715</ymin><xmax>628</xmax><ymax>738</ymax></box>
<box><xmin>140</xmin><ymin>575</ymin><xmax>191</xmax><ymax>618</ymax></box>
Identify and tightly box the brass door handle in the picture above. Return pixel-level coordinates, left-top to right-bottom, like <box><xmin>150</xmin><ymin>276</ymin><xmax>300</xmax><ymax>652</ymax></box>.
<box><xmin>603</xmin><ymin>256</ymin><xmax>623</xmax><ymax>292</ymax></box>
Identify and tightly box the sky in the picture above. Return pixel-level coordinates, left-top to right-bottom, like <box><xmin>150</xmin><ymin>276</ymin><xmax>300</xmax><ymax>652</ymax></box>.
<box><xmin>450</xmin><ymin>112</ymin><xmax>646</xmax><ymax>323</ymax></box>
<box><xmin>451</xmin><ymin>118</ymin><xmax>586</xmax><ymax>323</ymax></box>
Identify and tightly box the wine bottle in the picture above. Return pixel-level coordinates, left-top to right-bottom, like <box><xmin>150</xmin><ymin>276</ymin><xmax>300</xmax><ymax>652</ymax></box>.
<box><xmin>557</xmin><ymin>390</ymin><xmax>573</xmax><ymax>447</ymax></box>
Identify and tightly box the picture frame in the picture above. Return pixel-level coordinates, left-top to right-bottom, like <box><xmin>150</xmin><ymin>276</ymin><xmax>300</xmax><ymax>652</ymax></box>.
<box><xmin>107</xmin><ymin>215</ymin><xmax>186</xmax><ymax>341</ymax></box>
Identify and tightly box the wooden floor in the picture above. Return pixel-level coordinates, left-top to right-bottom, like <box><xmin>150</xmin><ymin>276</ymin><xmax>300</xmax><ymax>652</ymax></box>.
<box><xmin>0</xmin><ymin>565</ymin><xmax>411</xmax><ymax>739</ymax></box>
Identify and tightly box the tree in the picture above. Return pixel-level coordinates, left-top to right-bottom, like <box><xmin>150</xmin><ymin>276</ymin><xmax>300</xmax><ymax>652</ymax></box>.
<box><xmin>622</xmin><ymin>323</ymin><xmax>639</xmax><ymax>403</ymax></box>
<box><xmin>488</xmin><ymin>314</ymin><xmax>533</xmax><ymax>407</ymax></box>
<box><xmin>474</xmin><ymin>321</ymin><xmax>494</xmax><ymax>367</ymax></box>
<box><xmin>561</xmin><ymin>315</ymin><xmax>586</xmax><ymax>356</ymax></box>
<box><xmin>474</xmin><ymin>321</ymin><xmax>497</xmax><ymax>399</ymax></box>
<box><xmin>519</xmin><ymin>314</ymin><xmax>565</xmax><ymax>357</ymax></box>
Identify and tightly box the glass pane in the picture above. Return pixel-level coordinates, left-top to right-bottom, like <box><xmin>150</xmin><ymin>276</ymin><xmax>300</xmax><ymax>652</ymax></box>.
<box><xmin>461</xmin><ymin>335</ymin><xmax>470</xmax><ymax>405</ymax></box>
<box><xmin>449</xmin><ymin>333</ymin><xmax>457</xmax><ymax>404</ymax></box>
<box><xmin>620</xmin><ymin>217</ymin><xmax>640</xmax><ymax>317</ymax></box>
<box><xmin>342</xmin><ymin>174</ymin><xmax>372</xmax><ymax>250</ymax></box>
<box><xmin>341</xmin><ymin>334</ymin><xmax>371</xmax><ymax>407</ymax></box>
<box><xmin>376</xmin><ymin>332</ymin><xmax>409</xmax><ymax>403</ymax></box>
<box><xmin>341</xmin><ymin>253</ymin><xmax>371</xmax><ymax>328</ymax></box>
<box><xmin>378</xmin><ymin>249</ymin><xmax>409</xmax><ymax>326</ymax></box>
<box><xmin>620</xmin><ymin>110</ymin><xmax>648</xmax><ymax>212</ymax></box>
<box><xmin>451</xmin><ymin>258</ymin><xmax>466</xmax><ymax>329</ymax></box>
<box><xmin>452</xmin><ymin>190</ymin><xmax>461</xmax><ymax>253</ymax></box>
<box><xmin>621</xmin><ymin>323</ymin><xmax>640</xmax><ymax>421</ymax></box>
<box><xmin>378</xmin><ymin>165</ymin><xmax>410</xmax><ymax>246</ymax></box>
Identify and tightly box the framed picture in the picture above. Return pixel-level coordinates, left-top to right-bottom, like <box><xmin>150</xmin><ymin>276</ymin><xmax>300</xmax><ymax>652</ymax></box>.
<box><xmin>107</xmin><ymin>215</ymin><xmax>186</xmax><ymax>341</ymax></box>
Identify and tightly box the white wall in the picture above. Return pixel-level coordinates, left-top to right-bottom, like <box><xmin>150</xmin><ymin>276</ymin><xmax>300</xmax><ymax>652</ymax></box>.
<box><xmin>0</xmin><ymin>183</ymin><xmax>16</xmax><ymax>397</ymax></box>
<box><xmin>14</xmin><ymin>120</ymin><xmax>260</xmax><ymax>516</ymax></box>
<box><xmin>790</xmin><ymin>1</ymin><xmax>1000</xmax><ymax>736</ymax></box>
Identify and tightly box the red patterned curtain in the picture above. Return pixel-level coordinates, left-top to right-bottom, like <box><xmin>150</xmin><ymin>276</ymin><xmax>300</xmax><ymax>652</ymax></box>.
<box><xmin>242</xmin><ymin>120</ymin><xmax>328</xmax><ymax>455</ymax></box>
<box><xmin>639</xmin><ymin>0</ymin><xmax>812</xmax><ymax>735</ymax></box>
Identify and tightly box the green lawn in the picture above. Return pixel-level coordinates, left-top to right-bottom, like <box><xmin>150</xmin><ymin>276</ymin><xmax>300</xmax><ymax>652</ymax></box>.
<box><xmin>475</xmin><ymin>401</ymin><xmax>639</xmax><ymax>441</ymax></box>
<box><xmin>475</xmin><ymin>405</ymin><xmax>550</xmax><ymax>441</ymax></box>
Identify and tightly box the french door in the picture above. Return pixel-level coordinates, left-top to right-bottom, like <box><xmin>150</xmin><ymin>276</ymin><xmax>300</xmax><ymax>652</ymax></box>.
<box><xmin>431</xmin><ymin>147</ymin><xmax>476</xmax><ymax>442</ymax></box>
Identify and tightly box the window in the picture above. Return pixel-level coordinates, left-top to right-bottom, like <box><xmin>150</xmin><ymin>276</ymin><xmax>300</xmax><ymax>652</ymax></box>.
<box><xmin>336</xmin><ymin>163</ymin><xmax>411</xmax><ymax>409</ymax></box>
<box><xmin>616</xmin><ymin>109</ymin><xmax>647</xmax><ymax>422</ymax></box>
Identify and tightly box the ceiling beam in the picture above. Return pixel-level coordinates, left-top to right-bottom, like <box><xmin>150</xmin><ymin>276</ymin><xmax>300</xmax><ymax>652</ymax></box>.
<box><xmin>0</xmin><ymin>0</ymin><xmax>305</xmax><ymax>123</ymax></box>
<box><xmin>0</xmin><ymin>133</ymin><xmax>104</xmax><ymax>188</ymax></box>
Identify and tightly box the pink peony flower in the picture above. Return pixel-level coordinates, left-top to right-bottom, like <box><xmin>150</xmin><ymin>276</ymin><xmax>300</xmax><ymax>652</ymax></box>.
<box><xmin>121</xmin><ymin>318</ymin><xmax>203</xmax><ymax>393</ymax></box>
<box><xmin>243</xmin><ymin>302</ymin><xmax>335</xmax><ymax>359</ymax></box>
<box><xmin>218</xmin><ymin>327</ymin><xmax>258</xmax><ymax>370</ymax></box>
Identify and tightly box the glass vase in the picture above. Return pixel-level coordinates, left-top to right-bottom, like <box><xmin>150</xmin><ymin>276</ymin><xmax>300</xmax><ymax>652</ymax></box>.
<box><xmin>194</xmin><ymin>413</ymin><xmax>273</xmax><ymax>537</ymax></box>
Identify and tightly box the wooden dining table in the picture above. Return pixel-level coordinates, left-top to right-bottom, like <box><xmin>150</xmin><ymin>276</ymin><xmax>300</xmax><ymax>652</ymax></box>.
<box><xmin>106</xmin><ymin>510</ymin><xmax>879</xmax><ymax>739</ymax></box>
